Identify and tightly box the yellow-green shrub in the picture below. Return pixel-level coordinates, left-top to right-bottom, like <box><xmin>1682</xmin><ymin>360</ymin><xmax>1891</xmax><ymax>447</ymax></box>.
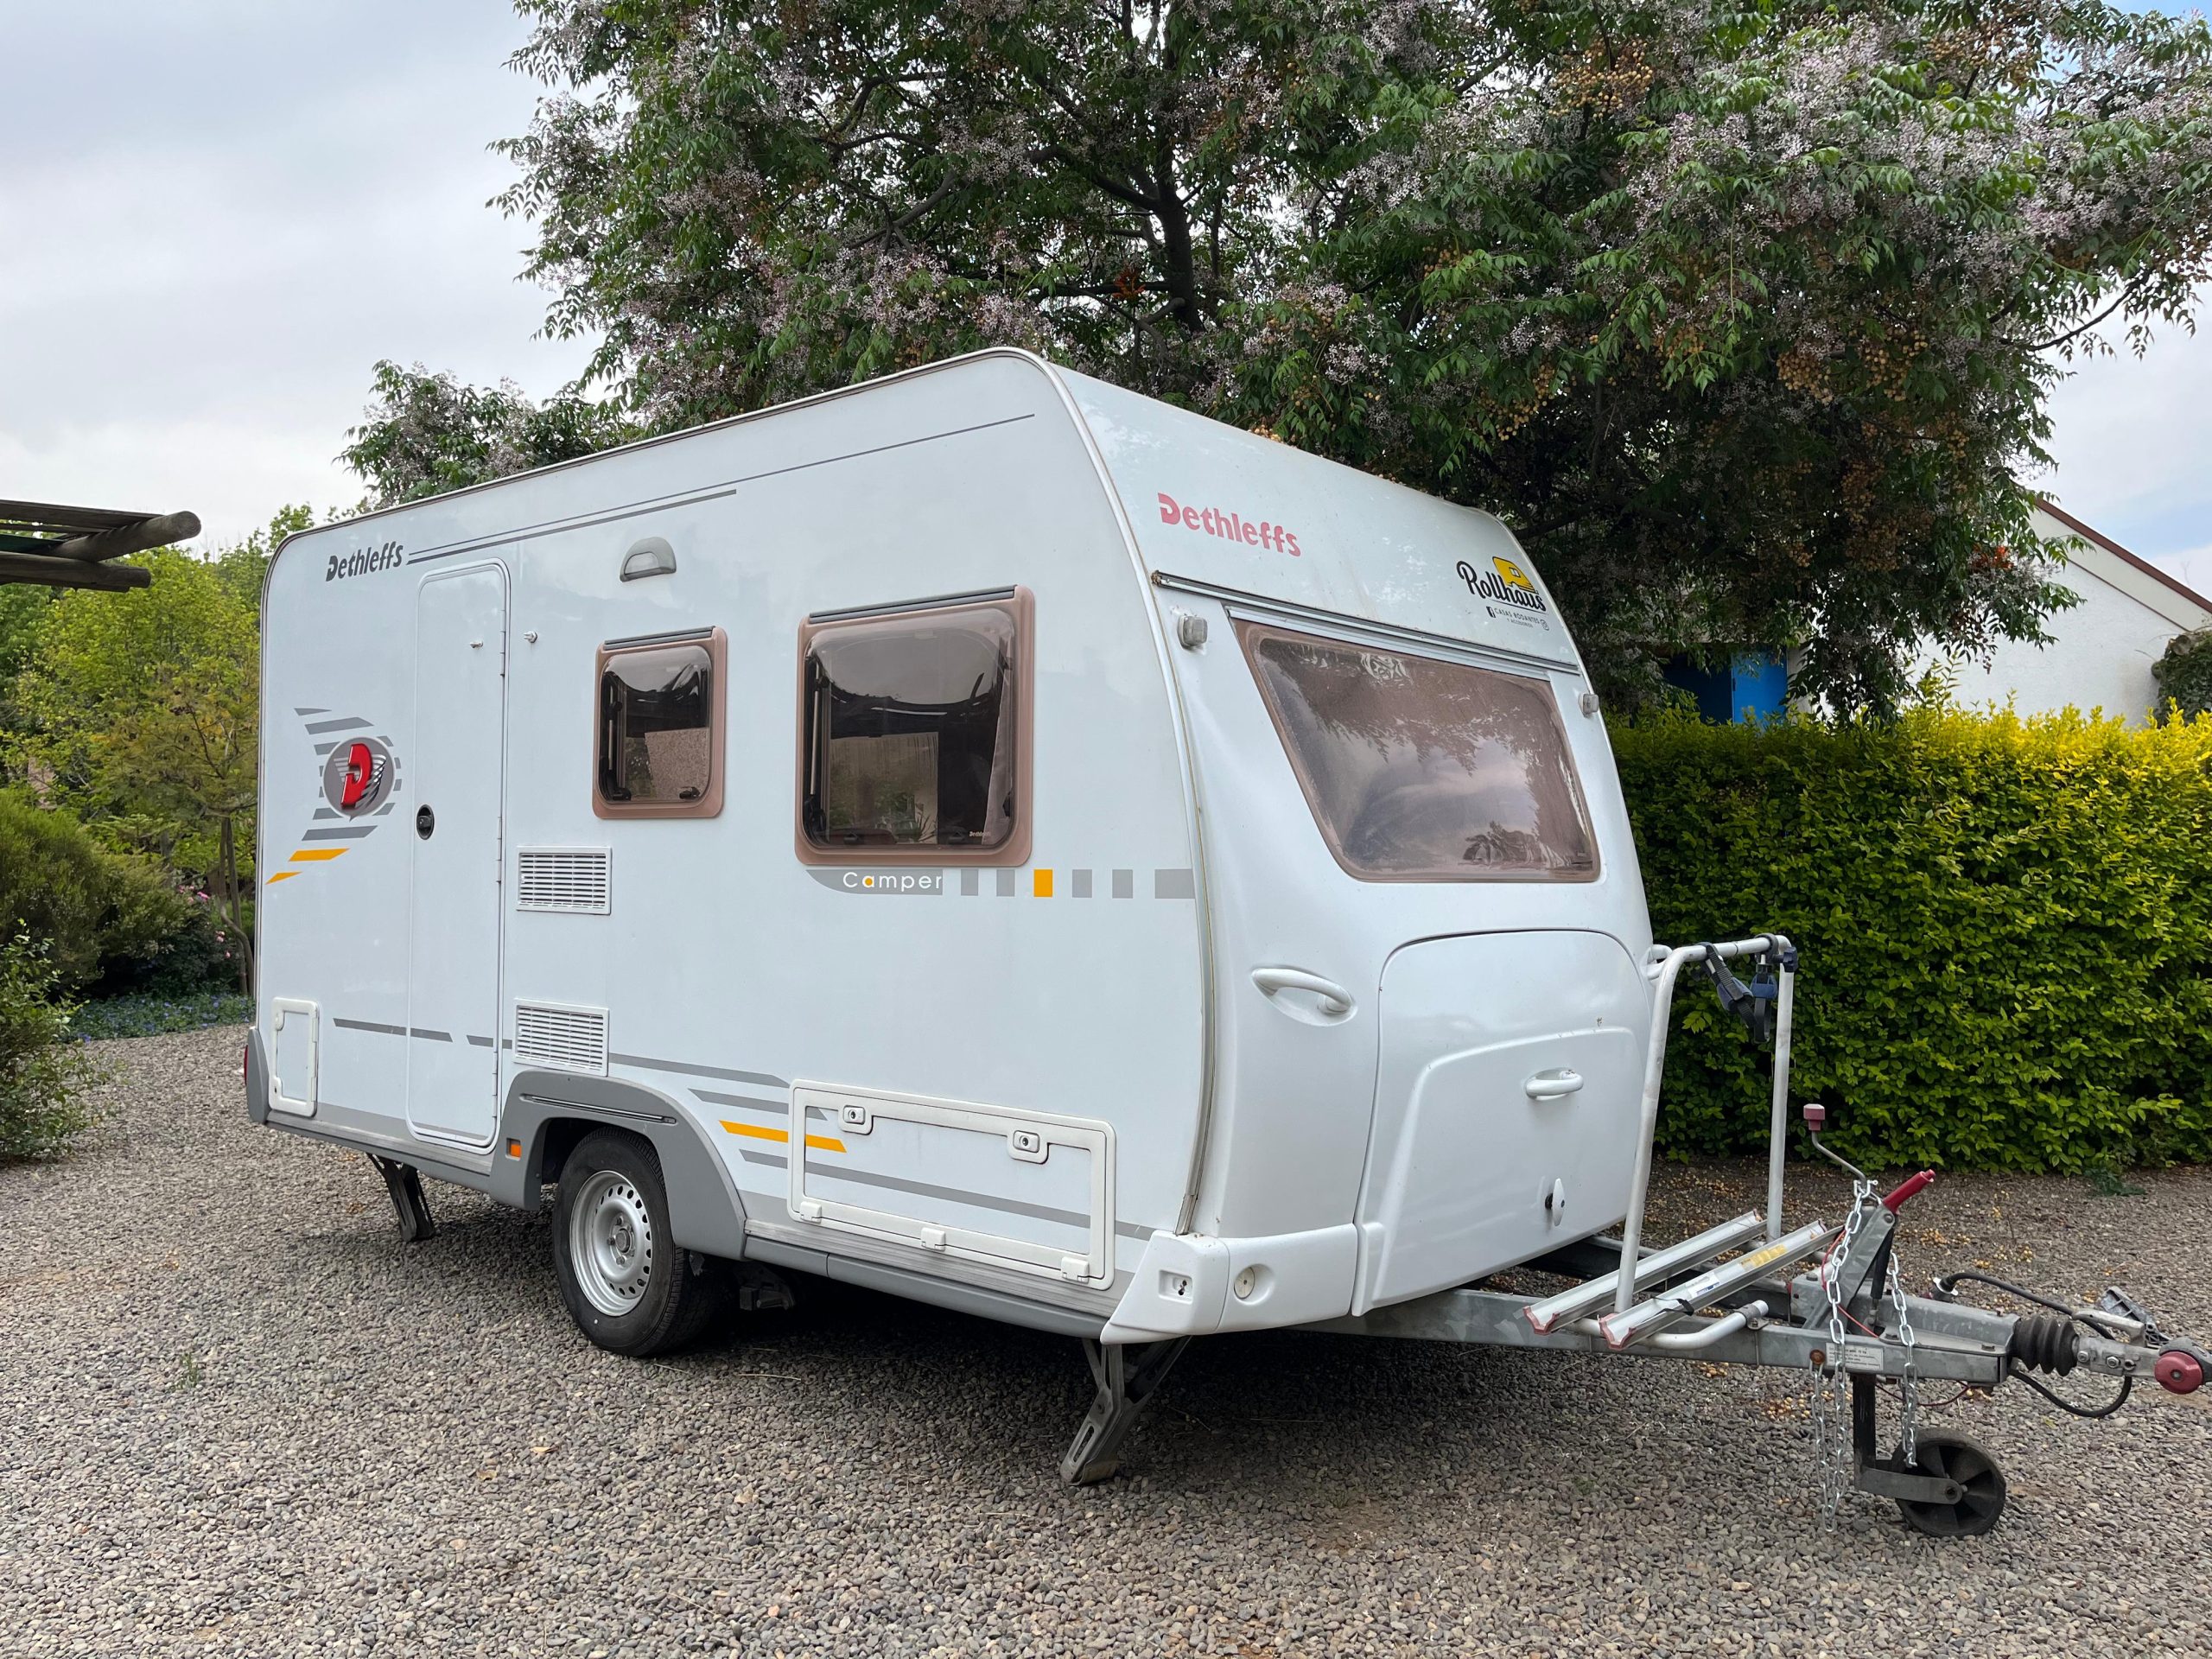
<box><xmin>1613</xmin><ymin>707</ymin><xmax>2212</xmax><ymax>1172</ymax></box>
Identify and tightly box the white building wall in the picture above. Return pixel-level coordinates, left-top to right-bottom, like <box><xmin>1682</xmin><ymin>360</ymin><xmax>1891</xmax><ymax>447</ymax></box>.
<box><xmin>1915</xmin><ymin>505</ymin><xmax>2212</xmax><ymax>725</ymax></box>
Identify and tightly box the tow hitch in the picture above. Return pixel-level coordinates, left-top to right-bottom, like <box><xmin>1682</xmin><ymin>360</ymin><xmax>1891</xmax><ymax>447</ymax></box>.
<box><xmin>1309</xmin><ymin>932</ymin><xmax>2207</xmax><ymax>1535</ymax></box>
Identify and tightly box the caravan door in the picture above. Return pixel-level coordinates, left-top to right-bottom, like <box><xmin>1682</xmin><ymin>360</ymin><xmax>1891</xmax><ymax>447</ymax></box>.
<box><xmin>404</xmin><ymin>563</ymin><xmax>510</xmax><ymax>1145</ymax></box>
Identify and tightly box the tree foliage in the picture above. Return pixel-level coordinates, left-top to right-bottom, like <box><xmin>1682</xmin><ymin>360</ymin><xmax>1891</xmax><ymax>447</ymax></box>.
<box><xmin>8</xmin><ymin>515</ymin><xmax>296</xmax><ymax>991</ymax></box>
<box><xmin>339</xmin><ymin>359</ymin><xmax>637</xmax><ymax>508</ymax></box>
<box><xmin>346</xmin><ymin>0</ymin><xmax>2212</xmax><ymax>708</ymax></box>
<box><xmin>0</xmin><ymin>790</ymin><xmax>193</xmax><ymax>993</ymax></box>
<box><xmin>0</xmin><ymin>929</ymin><xmax>106</xmax><ymax>1162</ymax></box>
<box><xmin>2153</xmin><ymin>627</ymin><xmax>2212</xmax><ymax>720</ymax></box>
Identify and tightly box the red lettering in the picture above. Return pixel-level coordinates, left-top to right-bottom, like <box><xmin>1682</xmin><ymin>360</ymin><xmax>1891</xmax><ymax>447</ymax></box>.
<box><xmin>1157</xmin><ymin>490</ymin><xmax>1300</xmax><ymax>555</ymax></box>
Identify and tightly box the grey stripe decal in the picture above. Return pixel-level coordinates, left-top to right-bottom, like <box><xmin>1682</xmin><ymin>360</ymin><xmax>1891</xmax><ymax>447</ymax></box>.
<box><xmin>334</xmin><ymin>1018</ymin><xmax>405</xmax><ymax>1037</ymax></box>
<box><xmin>467</xmin><ymin>1035</ymin><xmax>494</xmax><ymax>1048</ymax></box>
<box><xmin>734</xmin><ymin>1150</ymin><xmax>1149</xmax><ymax>1242</ymax></box>
<box><xmin>410</xmin><ymin>1028</ymin><xmax>452</xmax><ymax>1042</ymax></box>
<box><xmin>696</xmin><ymin>1088</ymin><xmax>782</xmax><ymax>1116</ymax></box>
<box><xmin>613</xmin><ymin>1053</ymin><xmax>787</xmax><ymax>1089</ymax></box>
<box><xmin>305</xmin><ymin>715</ymin><xmax>374</xmax><ymax>734</ymax></box>
<box><xmin>1154</xmin><ymin>868</ymin><xmax>1196</xmax><ymax>899</ymax></box>
<box><xmin>1112</xmin><ymin>868</ymin><xmax>1134</xmax><ymax>899</ymax></box>
<box><xmin>406</xmin><ymin>413</ymin><xmax>1036</xmax><ymax>568</ymax></box>
<box><xmin>313</xmin><ymin>808</ymin><xmax>340</xmax><ymax>821</ymax></box>
<box><xmin>313</xmin><ymin>741</ymin><xmax>338</xmax><ymax>756</ymax></box>
<box><xmin>303</xmin><ymin>825</ymin><xmax>378</xmax><ymax>841</ymax></box>
<box><xmin>292</xmin><ymin>706</ymin><xmax>329</xmax><ymax>715</ymax></box>
<box><xmin>808</xmin><ymin>1162</ymin><xmax>1089</xmax><ymax>1231</ymax></box>
<box><xmin>1072</xmin><ymin>868</ymin><xmax>1093</xmax><ymax>898</ymax></box>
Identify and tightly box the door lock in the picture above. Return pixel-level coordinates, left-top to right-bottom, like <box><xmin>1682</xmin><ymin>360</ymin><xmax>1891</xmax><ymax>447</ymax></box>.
<box><xmin>416</xmin><ymin>805</ymin><xmax>435</xmax><ymax>839</ymax></box>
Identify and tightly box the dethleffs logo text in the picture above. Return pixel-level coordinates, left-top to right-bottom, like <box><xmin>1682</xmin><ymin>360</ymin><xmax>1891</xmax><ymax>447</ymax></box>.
<box><xmin>327</xmin><ymin>541</ymin><xmax>404</xmax><ymax>582</ymax></box>
<box><xmin>1457</xmin><ymin>556</ymin><xmax>1547</xmax><ymax>613</ymax></box>
<box><xmin>1157</xmin><ymin>493</ymin><xmax>1300</xmax><ymax>556</ymax></box>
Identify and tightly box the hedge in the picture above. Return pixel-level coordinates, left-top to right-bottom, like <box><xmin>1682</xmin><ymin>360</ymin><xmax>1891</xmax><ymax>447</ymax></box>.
<box><xmin>1613</xmin><ymin>707</ymin><xmax>2212</xmax><ymax>1173</ymax></box>
<box><xmin>0</xmin><ymin>789</ymin><xmax>191</xmax><ymax>993</ymax></box>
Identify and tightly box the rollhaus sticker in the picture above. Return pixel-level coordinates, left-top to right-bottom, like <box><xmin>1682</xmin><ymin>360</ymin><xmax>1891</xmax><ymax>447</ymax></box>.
<box><xmin>1456</xmin><ymin>556</ymin><xmax>1548</xmax><ymax>613</ymax></box>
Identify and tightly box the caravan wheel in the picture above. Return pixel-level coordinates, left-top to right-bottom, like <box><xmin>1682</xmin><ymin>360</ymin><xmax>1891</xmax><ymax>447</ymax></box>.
<box><xmin>551</xmin><ymin>1129</ymin><xmax>721</xmax><ymax>1357</ymax></box>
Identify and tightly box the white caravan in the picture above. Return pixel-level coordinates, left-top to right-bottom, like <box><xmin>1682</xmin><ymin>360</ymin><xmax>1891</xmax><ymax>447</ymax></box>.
<box><xmin>253</xmin><ymin>349</ymin><xmax>2203</xmax><ymax>1519</ymax></box>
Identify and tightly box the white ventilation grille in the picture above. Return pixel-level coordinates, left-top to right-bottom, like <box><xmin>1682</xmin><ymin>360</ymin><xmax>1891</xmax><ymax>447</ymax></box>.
<box><xmin>512</xmin><ymin>1001</ymin><xmax>609</xmax><ymax>1075</ymax></box>
<box><xmin>516</xmin><ymin>848</ymin><xmax>612</xmax><ymax>913</ymax></box>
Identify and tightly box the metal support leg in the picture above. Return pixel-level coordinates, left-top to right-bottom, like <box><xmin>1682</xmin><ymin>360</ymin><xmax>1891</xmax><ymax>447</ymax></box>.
<box><xmin>371</xmin><ymin>1156</ymin><xmax>435</xmax><ymax>1243</ymax></box>
<box><xmin>1764</xmin><ymin>947</ymin><xmax>1796</xmax><ymax>1243</ymax></box>
<box><xmin>1058</xmin><ymin>1337</ymin><xmax>1190</xmax><ymax>1485</ymax></box>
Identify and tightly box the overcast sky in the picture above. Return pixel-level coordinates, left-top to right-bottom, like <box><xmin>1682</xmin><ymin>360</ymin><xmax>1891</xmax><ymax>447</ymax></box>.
<box><xmin>3</xmin><ymin>3</ymin><xmax>2208</xmax><ymax>597</ymax></box>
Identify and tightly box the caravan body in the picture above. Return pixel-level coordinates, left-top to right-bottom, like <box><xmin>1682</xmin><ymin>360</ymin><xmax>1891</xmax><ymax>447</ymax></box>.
<box><xmin>250</xmin><ymin>349</ymin><xmax>1655</xmax><ymax>1351</ymax></box>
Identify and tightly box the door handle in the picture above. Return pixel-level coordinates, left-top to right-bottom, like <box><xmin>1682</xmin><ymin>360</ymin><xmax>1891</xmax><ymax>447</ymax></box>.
<box><xmin>1524</xmin><ymin>1068</ymin><xmax>1583</xmax><ymax>1101</ymax></box>
<box><xmin>1250</xmin><ymin>967</ymin><xmax>1353</xmax><ymax>1017</ymax></box>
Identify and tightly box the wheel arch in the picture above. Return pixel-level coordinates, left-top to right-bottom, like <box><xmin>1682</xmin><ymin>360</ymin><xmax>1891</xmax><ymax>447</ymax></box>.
<box><xmin>494</xmin><ymin>1071</ymin><xmax>747</xmax><ymax>1261</ymax></box>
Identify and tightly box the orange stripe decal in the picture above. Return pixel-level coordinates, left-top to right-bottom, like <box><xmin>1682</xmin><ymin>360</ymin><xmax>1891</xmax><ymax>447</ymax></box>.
<box><xmin>266</xmin><ymin>871</ymin><xmax>297</xmax><ymax>884</ymax></box>
<box><xmin>289</xmin><ymin>848</ymin><xmax>347</xmax><ymax>862</ymax></box>
<box><xmin>718</xmin><ymin>1120</ymin><xmax>846</xmax><ymax>1154</ymax></box>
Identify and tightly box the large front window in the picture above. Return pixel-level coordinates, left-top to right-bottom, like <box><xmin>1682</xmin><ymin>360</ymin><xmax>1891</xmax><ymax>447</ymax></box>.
<box><xmin>1238</xmin><ymin>621</ymin><xmax>1598</xmax><ymax>881</ymax></box>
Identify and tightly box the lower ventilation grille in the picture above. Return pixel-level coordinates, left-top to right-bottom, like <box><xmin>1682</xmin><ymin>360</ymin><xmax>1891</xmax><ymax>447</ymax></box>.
<box><xmin>512</xmin><ymin>1001</ymin><xmax>609</xmax><ymax>1075</ymax></box>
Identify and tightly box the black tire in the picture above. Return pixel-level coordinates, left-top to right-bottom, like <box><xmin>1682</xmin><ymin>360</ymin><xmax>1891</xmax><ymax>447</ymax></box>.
<box><xmin>550</xmin><ymin>1128</ymin><xmax>721</xmax><ymax>1357</ymax></box>
<box><xmin>1895</xmin><ymin>1432</ymin><xmax>2008</xmax><ymax>1538</ymax></box>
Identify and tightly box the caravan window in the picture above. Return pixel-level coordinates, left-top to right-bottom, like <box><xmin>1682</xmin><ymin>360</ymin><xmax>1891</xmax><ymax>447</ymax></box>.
<box><xmin>797</xmin><ymin>590</ymin><xmax>1033</xmax><ymax>865</ymax></box>
<box><xmin>594</xmin><ymin>627</ymin><xmax>727</xmax><ymax>818</ymax></box>
<box><xmin>1238</xmin><ymin>621</ymin><xmax>1597</xmax><ymax>881</ymax></box>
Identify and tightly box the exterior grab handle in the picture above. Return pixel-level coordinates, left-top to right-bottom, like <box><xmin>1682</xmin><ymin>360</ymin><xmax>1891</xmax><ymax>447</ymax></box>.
<box><xmin>1250</xmin><ymin>967</ymin><xmax>1352</xmax><ymax>1017</ymax></box>
<box><xmin>1523</xmin><ymin>1068</ymin><xmax>1583</xmax><ymax>1100</ymax></box>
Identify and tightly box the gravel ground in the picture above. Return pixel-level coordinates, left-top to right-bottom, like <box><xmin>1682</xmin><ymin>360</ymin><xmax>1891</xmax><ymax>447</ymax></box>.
<box><xmin>3</xmin><ymin>1027</ymin><xmax>2209</xmax><ymax>1659</ymax></box>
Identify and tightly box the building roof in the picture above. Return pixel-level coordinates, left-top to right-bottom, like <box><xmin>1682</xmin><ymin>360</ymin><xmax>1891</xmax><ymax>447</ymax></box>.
<box><xmin>0</xmin><ymin>499</ymin><xmax>200</xmax><ymax>590</ymax></box>
<box><xmin>2034</xmin><ymin>498</ymin><xmax>2212</xmax><ymax>627</ymax></box>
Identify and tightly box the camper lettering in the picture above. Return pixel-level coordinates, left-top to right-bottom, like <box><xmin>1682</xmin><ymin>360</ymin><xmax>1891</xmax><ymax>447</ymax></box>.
<box><xmin>1457</xmin><ymin>556</ymin><xmax>1548</xmax><ymax>613</ymax></box>
<box><xmin>326</xmin><ymin>541</ymin><xmax>404</xmax><ymax>582</ymax></box>
<box><xmin>1156</xmin><ymin>493</ymin><xmax>1301</xmax><ymax>556</ymax></box>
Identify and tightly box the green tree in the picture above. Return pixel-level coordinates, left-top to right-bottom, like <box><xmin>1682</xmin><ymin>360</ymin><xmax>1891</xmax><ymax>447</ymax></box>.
<box><xmin>11</xmin><ymin>510</ymin><xmax>302</xmax><ymax>989</ymax></box>
<box><xmin>350</xmin><ymin>0</ymin><xmax>2212</xmax><ymax>709</ymax></box>
<box><xmin>0</xmin><ymin>584</ymin><xmax>56</xmax><ymax>785</ymax></box>
<box><xmin>339</xmin><ymin>359</ymin><xmax>636</xmax><ymax>508</ymax></box>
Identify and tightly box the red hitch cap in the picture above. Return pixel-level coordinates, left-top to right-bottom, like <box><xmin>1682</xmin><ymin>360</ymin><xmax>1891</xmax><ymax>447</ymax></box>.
<box><xmin>1882</xmin><ymin>1170</ymin><xmax>1936</xmax><ymax>1212</ymax></box>
<box><xmin>2154</xmin><ymin>1347</ymin><xmax>2206</xmax><ymax>1395</ymax></box>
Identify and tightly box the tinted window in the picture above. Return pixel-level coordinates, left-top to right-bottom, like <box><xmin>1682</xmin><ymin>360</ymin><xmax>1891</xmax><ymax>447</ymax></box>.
<box><xmin>802</xmin><ymin>601</ymin><xmax>1020</xmax><ymax>851</ymax></box>
<box><xmin>599</xmin><ymin>641</ymin><xmax>714</xmax><ymax>806</ymax></box>
<box><xmin>1239</xmin><ymin>621</ymin><xmax>1597</xmax><ymax>880</ymax></box>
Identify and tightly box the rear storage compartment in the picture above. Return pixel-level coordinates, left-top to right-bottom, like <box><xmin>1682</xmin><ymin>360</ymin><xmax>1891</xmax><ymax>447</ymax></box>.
<box><xmin>1353</xmin><ymin>931</ymin><xmax>1649</xmax><ymax>1312</ymax></box>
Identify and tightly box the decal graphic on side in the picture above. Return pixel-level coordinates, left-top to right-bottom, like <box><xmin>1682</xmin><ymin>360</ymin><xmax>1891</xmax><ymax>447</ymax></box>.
<box><xmin>266</xmin><ymin>709</ymin><xmax>402</xmax><ymax>886</ymax></box>
<box><xmin>1456</xmin><ymin>556</ymin><xmax>1549</xmax><ymax>617</ymax></box>
<box><xmin>322</xmin><ymin>737</ymin><xmax>394</xmax><ymax>817</ymax></box>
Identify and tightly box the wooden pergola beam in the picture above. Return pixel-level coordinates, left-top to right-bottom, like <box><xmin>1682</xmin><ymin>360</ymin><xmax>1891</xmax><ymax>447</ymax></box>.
<box><xmin>51</xmin><ymin>510</ymin><xmax>201</xmax><ymax>564</ymax></box>
<box><xmin>0</xmin><ymin>550</ymin><xmax>152</xmax><ymax>590</ymax></box>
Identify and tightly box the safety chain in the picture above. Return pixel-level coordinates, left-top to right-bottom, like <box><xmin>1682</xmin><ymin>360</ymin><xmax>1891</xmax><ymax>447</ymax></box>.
<box><xmin>1810</xmin><ymin>1180</ymin><xmax>1872</xmax><ymax>1520</ymax></box>
<box><xmin>1884</xmin><ymin>1236</ymin><xmax>1920</xmax><ymax>1470</ymax></box>
<box><xmin>1810</xmin><ymin>1180</ymin><xmax>1922</xmax><ymax>1520</ymax></box>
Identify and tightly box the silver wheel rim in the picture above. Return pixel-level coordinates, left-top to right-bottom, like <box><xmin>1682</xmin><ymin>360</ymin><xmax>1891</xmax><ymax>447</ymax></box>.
<box><xmin>569</xmin><ymin>1169</ymin><xmax>654</xmax><ymax>1318</ymax></box>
